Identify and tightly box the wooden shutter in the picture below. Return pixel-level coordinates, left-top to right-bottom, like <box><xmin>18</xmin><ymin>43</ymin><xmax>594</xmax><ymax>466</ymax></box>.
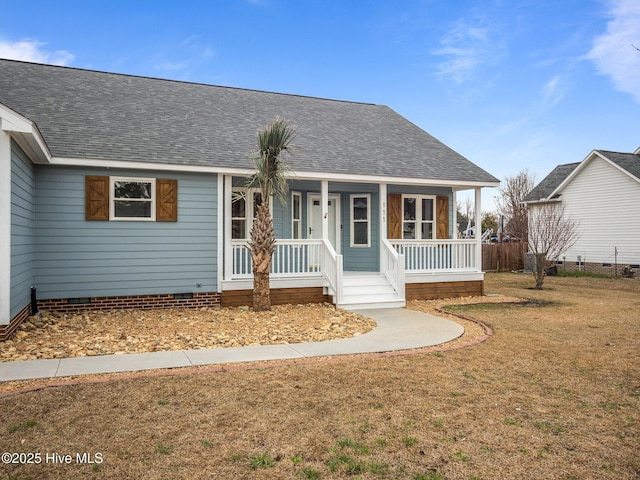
<box><xmin>436</xmin><ymin>195</ymin><xmax>449</xmax><ymax>239</ymax></box>
<box><xmin>387</xmin><ymin>194</ymin><xmax>402</xmax><ymax>239</ymax></box>
<box><xmin>85</xmin><ymin>176</ymin><xmax>109</xmax><ymax>221</ymax></box>
<box><xmin>156</xmin><ymin>179</ymin><xmax>178</xmax><ymax>222</ymax></box>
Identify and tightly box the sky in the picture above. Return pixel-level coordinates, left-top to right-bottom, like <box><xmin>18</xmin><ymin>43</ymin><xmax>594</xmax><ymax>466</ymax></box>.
<box><xmin>0</xmin><ymin>0</ymin><xmax>638</xmax><ymax>211</ymax></box>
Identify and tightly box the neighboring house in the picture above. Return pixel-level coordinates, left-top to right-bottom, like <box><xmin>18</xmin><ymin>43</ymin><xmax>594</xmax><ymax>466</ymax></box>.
<box><xmin>523</xmin><ymin>148</ymin><xmax>640</xmax><ymax>274</ymax></box>
<box><xmin>0</xmin><ymin>59</ymin><xmax>499</xmax><ymax>339</ymax></box>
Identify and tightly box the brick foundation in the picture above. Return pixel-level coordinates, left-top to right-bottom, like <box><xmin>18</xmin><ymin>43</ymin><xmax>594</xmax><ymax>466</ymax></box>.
<box><xmin>1</xmin><ymin>304</ymin><xmax>31</xmax><ymax>342</ymax></box>
<box><xmin>554</xmin><ymin>261</ymin><xmax>638</xmax><ymax>277</ymax></box>
<box><xmin>36</xmin><ymin>292</ymin><xmax>221</xmax><ymax>314</ymax></box>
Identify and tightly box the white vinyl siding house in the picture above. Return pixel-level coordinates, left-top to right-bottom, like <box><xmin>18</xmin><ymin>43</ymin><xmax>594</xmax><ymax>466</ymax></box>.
<box><xmin>525</xmin><ymin>148</ymin><xmax>640</xmax><ymax>273</ymax></box>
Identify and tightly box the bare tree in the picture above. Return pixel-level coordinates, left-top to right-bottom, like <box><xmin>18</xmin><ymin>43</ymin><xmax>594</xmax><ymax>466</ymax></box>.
<box><xmin>495</xmin><ymin>169</ymin><xmax>536</xmax><ymax>242</ymax></box>
<box><xmin>528</xmin><ymin>202</ymin><xmax>579</xmax><ymax>289</ymax></box>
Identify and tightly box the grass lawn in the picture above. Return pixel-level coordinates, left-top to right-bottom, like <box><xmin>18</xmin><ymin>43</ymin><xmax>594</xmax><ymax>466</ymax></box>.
<box><xmin>1</xmin><ymin>273</ymin><xmax>638</xmax><ymax>479</ymax></box>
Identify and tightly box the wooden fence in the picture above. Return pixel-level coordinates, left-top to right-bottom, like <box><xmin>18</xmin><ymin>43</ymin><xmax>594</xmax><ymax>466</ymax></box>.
<box><xmin>482</xmin><ymin>242</ymin><xmax>527</xmax><ymax>272</ymax></box>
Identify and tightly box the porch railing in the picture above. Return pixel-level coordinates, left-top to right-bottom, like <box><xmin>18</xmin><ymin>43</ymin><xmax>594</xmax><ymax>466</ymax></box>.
<box><xmin>231</xmin><ymin>239</ymin><xmax>327</xmax><ymax>278</ymax></box>
<box><xmin>381</xmin><ymin>238</ymin><xmax>405</xmax><ymax>299</ymax></box>
<box><xmin>389</xmin><ymin>239</ymin><xmax>477</xmax><ymax>273</ymax></box>
<box><xmin>321</xmin><ymin>239</ymin><xmax>342</xmax><ymax>305</ymax></box>
<box><xmin>231</xmin><ymin>239</ymin><xmax>343</xmax><ymax>302</ymax></box>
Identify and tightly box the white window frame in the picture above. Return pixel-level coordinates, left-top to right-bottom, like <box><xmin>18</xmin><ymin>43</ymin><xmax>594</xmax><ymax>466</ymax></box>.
<box><xmin>109</xmin><ymin>176</ymin><xmax>156</xmax><ymax>221</ymax></box>
<box><xmin>402</xmin><ymin>194</ymin><xmax>436</xmax><ymax>240</ymax></box>
<box><xmin>231</xmin><ymin>187</ymin><xmax>273</xmax><ymax>240</ymax></box>
<box><xmin>350</xmin><ymin>194</ymin><xmax>371</xmax><ymax>248</ymax></box>
<box><xmin>291</xmin><ymin>191</ymin><xmax>302</xmax><ymax>240</ymax></box>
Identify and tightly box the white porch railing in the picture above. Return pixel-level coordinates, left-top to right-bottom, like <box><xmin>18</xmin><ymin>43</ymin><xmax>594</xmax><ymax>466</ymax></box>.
<box><xmin>321</xmin><ymin>239</ymin><xmax>342</xmax><ymax>305</ymax></box>
<box><xmin>389</xmin><ymin>239</ymin><xmax>477</xmax><ymax>273</ymax></box>
<box><xmin>381</xmin><ymin>239</ymin><xmax>405</xmax><ymax>299</ymax></box>
<box><xmin>231</xmin><ymin>239</ymin><xmax>343</xmax><ymax>302</ymax></box>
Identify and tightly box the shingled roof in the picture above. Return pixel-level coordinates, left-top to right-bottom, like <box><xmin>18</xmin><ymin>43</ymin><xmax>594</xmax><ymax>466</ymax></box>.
<box><xmin>523</xmin><ymin>162</ymin><xmax>580</xmax><ymax>202</ymax></box>
<box><xmin>524</xmin><ymin>149</ymin><xmax>640</xmax><ymax>202</ymax></box>
<box><xmin>0</xmin><ymin>58</ymin><xmax>498</xmax><ymax>184</ymax></box>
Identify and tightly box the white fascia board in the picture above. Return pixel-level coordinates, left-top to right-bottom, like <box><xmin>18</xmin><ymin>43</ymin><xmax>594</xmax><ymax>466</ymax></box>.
<box><xmin>0</xmin><ymin>104</ymin><xmax>52</xmax><ymax>164</ymax></box>
<box><xmin>51</xmin><ymin>156</ymin><xmax>500</xmax><ymax>188</ymax></box>
<box><xmin>52</xmin><ymin>156</ymin><xmax>253</xmax><ymax>175</ymax></box>
<box><xmin>544</xmin><ymin>150</ymin><xmax>595</xmax><ymax>199</ymax></box>
<box><xmin>596</xmin><ymin>151</ymin><xmax>640</xmax><ymax>184</ymax></box>
<box><xmin>521</xmin><ymin>197</ymin><xmax>562</xmax><ymax>205</ymax></box>
<box><xmin>548</xmin><ymin>150</ymin><xmax>640</xmax><ymax>200</ymax></box>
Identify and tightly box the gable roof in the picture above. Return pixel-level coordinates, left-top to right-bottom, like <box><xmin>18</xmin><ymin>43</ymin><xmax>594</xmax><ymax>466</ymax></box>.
<box><xmin>523</xmin><ymin>149</ymin><xmax>640</xmax><ymax>203</ymax></box>
<box><xmin>0</xmin><ymin>58</ymin><xmax>498</xmax><ymax>185</ymax></box>
<box><xmin>523</xmin><ymin>162</ymin><xmax>580</xmax><ymax>202</ymax></box>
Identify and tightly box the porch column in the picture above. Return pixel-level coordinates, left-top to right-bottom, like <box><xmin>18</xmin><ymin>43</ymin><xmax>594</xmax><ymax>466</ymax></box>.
<box><xmin>321</xmin><ymin>179</ymin><xmax>329</xmax><ymax>242</ymax></box>
<box><xmin>452</xmin><ymin>190</ymin><xmax>458</xmax><ymax>239</ymax></box>
<box><xmin>0</xmin><ymin>131</ymin><xmax>11</xmax><ymax>324</ymax></box>
<box><xmin>475</xmin><ymin>187</ymin><xmax>482</xmax><ymax>272</ymax></box>
<box><xmin>216</xmin><ymin>174</ymin><xmax>224</xmax><ymax>292</ymax></box>
<box><xmin>379</xmin><ymin>182</ymin><xmax>387</xmax><ymax>269</ymax></box>
<box><xmin>223</xmin><ymin>175</ymin><xmax>233</xmax><ymax>281</ymax></box>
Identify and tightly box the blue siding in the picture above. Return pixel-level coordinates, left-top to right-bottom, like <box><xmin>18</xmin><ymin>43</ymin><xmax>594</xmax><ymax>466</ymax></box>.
<box><xmin>10</xmin><ymin>141</ymin><xmax>35</xmax><ymax>318</ymax></box>
<box><xmin>34</xmin><ymin>167</ymin><xmax>217</xmax><ymax>299</ymax></box>
<box><xmin>229</xmin><ymin>178</ymin><xmax>453</xmax><ymax>272</ymax></box>
<box><xmin>335</xmin><ymin>183</ymin><xmax>379</xmax><ymax>272</ymax></box>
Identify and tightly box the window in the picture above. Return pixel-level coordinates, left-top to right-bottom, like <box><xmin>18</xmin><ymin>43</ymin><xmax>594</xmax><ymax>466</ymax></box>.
<box><xmin>86</xmin><ymin>176</ymin><xmax>177</xmax><ymax>222</ymax></box>
<box><xmin>231</xmin><ymin>188</ymin><xmax>271</xmax><ymax>239</ymax></box>
<box><xmin>402</xmin><ymin>195</ymin><xmax>435</xmax><ymax>239</ymax></box>
<box><xmin>231</xmin><ymin>194</ymin><xmax>247</xmax><ymax>239</ymax></box>
<box><xmin>291</xmin><ymin>191</ymin><xmax>302</xmax><ymax>239</ymax></box>
<box><xmin>110</xmin><ymin>177</ymin><xmax>155</xmax><ymax>220</ymax></box>
<box><xmin>350</xmin><ymin>194</ymin><xmax>370</xmax><ymax>247</ymax></box>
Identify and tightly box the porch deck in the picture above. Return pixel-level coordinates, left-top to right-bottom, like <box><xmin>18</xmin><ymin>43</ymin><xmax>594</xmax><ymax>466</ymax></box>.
<box><xmin>222</xmin><ymin>239</ymin><xmax>483</xmax><ymax>309</ymax></box>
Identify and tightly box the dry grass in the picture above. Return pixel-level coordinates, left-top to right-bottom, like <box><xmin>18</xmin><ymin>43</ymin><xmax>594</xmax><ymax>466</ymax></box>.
<box><xmin>1</xmin><ymin>273</ymin><xmax>638</xmax><ymax>479</ymax></box>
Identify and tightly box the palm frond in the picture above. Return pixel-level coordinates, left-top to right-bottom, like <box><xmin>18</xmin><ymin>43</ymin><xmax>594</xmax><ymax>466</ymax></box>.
<box><xmin>245</xmin><ymin>116</ymin><xmax>295</xmax><ymax>206</ymax></box>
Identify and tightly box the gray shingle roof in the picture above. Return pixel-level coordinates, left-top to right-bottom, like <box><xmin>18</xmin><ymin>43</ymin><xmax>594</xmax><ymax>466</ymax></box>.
<box><xmin>597</xmin><ymin>150</ymin><xmax>640</xmax><ymax>180</ymax></box>
<box><xmin>524</xmin><ymin>149</ymin><xmax>640</xmax><ymax>202</ymax></box>
<box><xmin>0</xmin><ymin>59</ymin><xmax>498</xmax><ymax>184</ymax></box>
<box><xmin>524</xmin><ymin>162</ymin><xmax>580</xmax><ymax>202</ymax></box>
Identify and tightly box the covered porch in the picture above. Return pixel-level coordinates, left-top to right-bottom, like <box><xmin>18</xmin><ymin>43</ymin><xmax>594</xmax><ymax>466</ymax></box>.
<box><xmin>219</xmin><ymin>175</ymin><xmax>486</xmax><ymax>309</ymax></box>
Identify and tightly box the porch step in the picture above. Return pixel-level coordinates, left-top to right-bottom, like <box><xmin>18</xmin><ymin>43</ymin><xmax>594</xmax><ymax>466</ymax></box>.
<box><xmin>337</xmin><ymin>273</ymin><xmax>406</xmax><ymax>310</ymax></box>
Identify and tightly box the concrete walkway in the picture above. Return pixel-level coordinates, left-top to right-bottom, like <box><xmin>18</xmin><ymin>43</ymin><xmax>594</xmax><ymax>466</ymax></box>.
<box><xmin>0</xmin><ymin>308</ymin><xmax>463</xmax><ymax>382</ymax></box>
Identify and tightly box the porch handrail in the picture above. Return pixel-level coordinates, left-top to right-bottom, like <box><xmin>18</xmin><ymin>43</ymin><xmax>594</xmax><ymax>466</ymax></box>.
<box><xmin>231</xmin><ymin>239</ymin><xmax>326</xmax><ymax>279</ymax></box>
<box><xmin>381</xmin><ymin>238</ymin><xmax>405</xmax><ymax>300</ymax></box>
<box><xmin>321</xmin><ymin>238</ymin><xmax>343</xmax><ymax>305</ymax></box>
<box><xmin>389</xmin><ymin>239</ymin><xmax>477</xmax><ymax>273</ymax></box>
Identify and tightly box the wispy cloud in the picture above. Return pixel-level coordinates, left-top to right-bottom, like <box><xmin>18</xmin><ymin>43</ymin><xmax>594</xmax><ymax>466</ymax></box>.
<box><xmin>542</xmin><ymin>75</ymin><xmax>567</xmax><ymax>108</ymax></box>
<box><xmin>587</xmin><ymin>0</ymin><xmax>640</xmax><ymax>104</ymax></box>
<box><xmin>0</xmin><ymin>38</ymin><xmax>74</xmax><ymax>65</ymax></box>
<box><xmin>432</xmin><ymin>17</ymin><xmax>504</xmax><ymax>84</ymax></box>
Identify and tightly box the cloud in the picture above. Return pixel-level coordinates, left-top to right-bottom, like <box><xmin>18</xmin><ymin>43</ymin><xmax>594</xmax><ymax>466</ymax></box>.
<box><xmin>587</xmin><ymin>0</ymin><xmax>640</xmax><ymax>104</ymax></box>
<box><xmin>0</xmin><ymin>38</ymin><xmax>74</xmax><ymax>65</ymax></box>
<box><xmin>542</xmin><ymin>75</ymin><xmax>567</xmax><ymax>108</ymax></box>
<box><xmin>432</xmin><ymin>18</ymin><xmax>503</xmax><ymax>84</ymax></box>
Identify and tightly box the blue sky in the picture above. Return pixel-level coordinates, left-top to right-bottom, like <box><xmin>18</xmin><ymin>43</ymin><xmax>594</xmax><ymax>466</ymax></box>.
<box><xmin>1</xmin><ymin>0</ymin><xmax>638</xmax><ymax>210</ymax></box>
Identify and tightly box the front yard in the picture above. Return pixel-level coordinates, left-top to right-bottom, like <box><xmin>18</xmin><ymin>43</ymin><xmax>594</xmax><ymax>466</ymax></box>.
<box><xmin>0</xmin><ymin>273</ymin><xmax>638</xmax><ymax>479</ymax></box>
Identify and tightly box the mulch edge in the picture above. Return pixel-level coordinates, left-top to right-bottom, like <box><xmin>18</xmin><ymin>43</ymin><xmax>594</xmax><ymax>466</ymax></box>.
<box><xmin>0</xmin><ymin>309</ymin><xmax>496</xmax><ymax>400</ymax></box>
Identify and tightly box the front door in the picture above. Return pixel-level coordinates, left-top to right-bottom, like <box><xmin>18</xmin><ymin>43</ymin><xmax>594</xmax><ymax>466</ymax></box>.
<box><xmin>308</xmin><ymin>193</ymin><xmax>341</xmax><ymax>253</ymax></box>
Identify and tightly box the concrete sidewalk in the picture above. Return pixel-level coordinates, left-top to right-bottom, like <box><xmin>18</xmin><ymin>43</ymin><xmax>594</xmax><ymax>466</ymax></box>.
<box><xmin>0</xmin><ymin>308</ymin><xmax>463</xmax><ymax>382</ymax></box>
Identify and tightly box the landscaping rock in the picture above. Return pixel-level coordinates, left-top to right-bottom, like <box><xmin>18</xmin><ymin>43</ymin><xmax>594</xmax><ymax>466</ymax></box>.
<box><xmin>1</xmin><ymin>304</ymin><xmax>375</xmax><ymax>362</ymax></box>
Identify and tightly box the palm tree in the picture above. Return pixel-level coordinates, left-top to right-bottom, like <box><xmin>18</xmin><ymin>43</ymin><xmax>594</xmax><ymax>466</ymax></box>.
<box><xmin>246</xmin><ymin>117</ymin><xmax>295</xmax><ymax>311</ymax></box>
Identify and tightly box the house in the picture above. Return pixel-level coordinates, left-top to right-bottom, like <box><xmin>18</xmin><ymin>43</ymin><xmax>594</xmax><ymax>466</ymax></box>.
<box><xmin>523</xmin><ymin>148</ymin><xmax>640</xmax><ymax>274</ymax></box>
<box><xmin>0</xmin><ymin>59</ymin><xmax>499</xmax><ymax>340</ymax></box>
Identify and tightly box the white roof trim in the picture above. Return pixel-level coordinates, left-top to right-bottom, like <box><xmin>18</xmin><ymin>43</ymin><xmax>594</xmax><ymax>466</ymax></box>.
<box><xmin>51</xmin><ymin>156</ymin><xmax>500</xmax><ymax>188</ymax></box>
<box><xmin>0</xmin><ymin>103</ymin><xmax>51</xmax><ymax>163</ymax></box>
<box><xmin>547</xmin><ymin>149</ymin><xmax>640</xmax><ymax>199</ymax></box>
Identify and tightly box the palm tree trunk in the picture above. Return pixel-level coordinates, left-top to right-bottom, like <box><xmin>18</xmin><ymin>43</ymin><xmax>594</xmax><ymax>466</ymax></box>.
<box><xmin>250</xmin><ymin>203</ymin><xmax>275</xmax><ymax>311</ymax></box>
